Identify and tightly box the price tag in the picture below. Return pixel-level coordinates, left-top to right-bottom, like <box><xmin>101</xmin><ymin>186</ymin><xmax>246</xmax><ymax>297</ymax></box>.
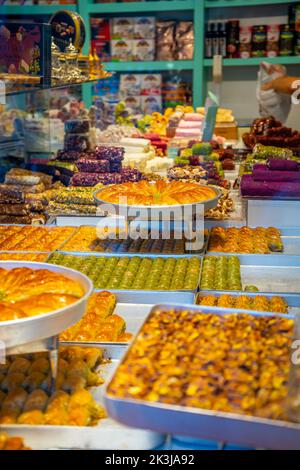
<box><xmin>202</xmin><ymin>90</ymin><xmax>219</xmax><ymax>142</ymax></box>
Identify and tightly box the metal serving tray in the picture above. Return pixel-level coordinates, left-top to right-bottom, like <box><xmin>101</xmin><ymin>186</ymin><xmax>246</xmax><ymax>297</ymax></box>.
<box><xmin>207</xmin><ymin>228</ymin><xmax>300</xmax><ymax>256</ymax></box>
<box><xmin>94</xmin><ymin>186</ymin><xmax>222</xmax><ymax>221</ymax></box>
<box><xmin>2</xmin><ymin>346</ymin><xmax>165</xmax><ymax>450</ymax></box>
<box><xmin>59</xmin><ymin>224</ymin><xmax>209</xmax><ymax>256</ymax></box>
<box><xmin>201</xmin><ymin>254</ymin><xmax>300</xmax><ymax>294</ymax></box>
<box><xmin>196</xmin><ymin>290</ymin><xmax>300</xmax><ymax>314</ymax></box>
<box><xmin>0</xmin><ymin>261</ymin><xmax>93</xmax><ymax>349</ymax></box>
<box><xmin>105</xmin><ymin>304</ymin><xmax>300</xmax><ymax>450</ymax></box>
<box><xmin>52</xmin><ymin>252</ymin><xmax>203</xmax><ymax>293</ymax></box>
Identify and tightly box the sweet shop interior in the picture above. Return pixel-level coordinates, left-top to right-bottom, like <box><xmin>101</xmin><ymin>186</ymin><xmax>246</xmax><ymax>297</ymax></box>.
<box><xmin>1</xmin><ymin>0</ymin><xmax>300</xmax><ymax>453</ymax></box>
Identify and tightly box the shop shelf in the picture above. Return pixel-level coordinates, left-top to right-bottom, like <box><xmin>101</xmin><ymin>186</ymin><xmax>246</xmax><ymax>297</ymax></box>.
<box><xmin>204</xmin><ymin>57</ymin><xmax>300</xmax><ymax>67</ymax></box>
<box><xmin>88</xmin><ymin>0</ymin><xmax>195</xmax><ymax>14</ymax></box>
<box><xmin>0</xmin><ymin>4</ymin><xmax>77</xmax><ymax>15</ymax></box>
<box><xmin>205</xmin><ymin>0</ymin><xmax>300</xmax><ymax>7</ymax></box>
<box><xmin>104</xmin><ymin>60</ymin><xmax>194</xmax><ymax>72</ymax></box>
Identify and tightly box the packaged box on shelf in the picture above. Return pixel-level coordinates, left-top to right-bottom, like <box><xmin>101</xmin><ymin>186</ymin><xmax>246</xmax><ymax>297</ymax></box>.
<box><xmin>141</xmin><ymin>95</ymin><xmax>162</xmax><ymax>114</ymax></box>
<box><xmin>120</xmin><ymin>73</ymin><xmax>141</xmax><ymax>95</ymax></box>
<box><xmin>92</xmin><ymin>39</ymin><xmax>111</xmax><ymax>62</ymax></box>
<box><xmin>111</xmin><ymin>39</ymin><xmax>132</xmax><ymax>61</ymax></box>
<box><xmin>90</xmin><ymin>18</ymin><xmax>111</xmax><ymax>41</ymax></box>
<box><xmin>0</xmin><ymin>20</ymin><xmax>51</xmax><ymax>85</ymax></box>
<box><xmin>141</xmin><ymin>73</ymin><xmax>162</xmax><ymax>96</ymax></box>
<box><xmin>123</xmin><ymin>95</ymin><xmax>141</xmax><ymax>113</ymax></box>
<box><xmin>132</xmin><ymin>39</ymin><xmax>155</xmax><ymax>61</ymax></box>
<box><xmin>111</xmin><ymin>17</ymin><xmax>134</xmax><ymax>40</ymax></box>
<box><xmin>133</xmin><ymin>17</ymin><xmax>156</xmax><ymax>39</ymax></box>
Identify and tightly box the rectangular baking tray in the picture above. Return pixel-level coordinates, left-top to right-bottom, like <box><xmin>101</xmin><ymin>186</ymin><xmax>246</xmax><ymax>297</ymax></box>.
<box><xmin>59</xmin><ymin>224</ymin><xmax>208</xmax><ymax>256</ymax></box>
<box><xmin>207</xmin><ymin>228</ymin><xmax>300</xmax><ymax>256</ymax></box>
<box><xmin>196</xmin><ymin>291</ymin><xmax>300</xmax><ymax>316</ymax></box>
<box><xmin>51</xmin><ymin>252</ymin><xmax>203</xmax><ymax>293</ymax></box>
<box><xmin>105</xmin><ymin>304</ymin><xmax>300</xmax><ymax>450</ymax></box>
<box><xmin>2</xmin><ymin>346</ymin><xmax>166</xmax><ymax>450</ymax></box>
<box><xmin>201</xmin><ymin>254</ymin><xmax>300</xmax><ymax>294</ymax></box>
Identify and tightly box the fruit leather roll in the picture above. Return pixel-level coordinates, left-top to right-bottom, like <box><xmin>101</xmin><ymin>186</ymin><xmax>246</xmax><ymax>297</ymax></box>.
<box><xmin>253</xmin><ymin>167</ymin><xmax>300</xmax><ymax>182</ymax></box>
<box><xmin>268</xmin><ymin>159</ymin><xmax>299</xmax><ymax>171</ymax></box>
<box><xmin>241</xmin><ymin>174</ymin><xmax>300</xmax><ymax>197</ymax></box>
<box><xmin>77</xmin><ymin>158</ymin><xmax>110</xmax><ymax>173</ymax></box>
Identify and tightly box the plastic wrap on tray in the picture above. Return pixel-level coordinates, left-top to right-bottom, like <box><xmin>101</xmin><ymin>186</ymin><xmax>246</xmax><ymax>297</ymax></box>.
<box><xmin>77</xmin><ymin>158</ymin><xmax>110</xmax><ymax>174</ymax></box>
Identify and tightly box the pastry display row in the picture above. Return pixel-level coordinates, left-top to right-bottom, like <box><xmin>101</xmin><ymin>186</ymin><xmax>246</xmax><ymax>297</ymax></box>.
<box><xmin>0</xmin><ymin>226</ymin><xmax>75</xmax><ymax>252</ymax></box>
<box><xmin>200</xmin><ymin>256</ymin><xmax>243</xmax><ymax>291</ymax></box>
<box><xmin>208</xmin><ymin>226</ymin><xmax>283</xmax><ymax>254</ymax></box>
<box><xmin>107</xmin><ymin>308</ymin><xmax>293</xmax><ymax>420</ymax></box>
<box><xmin>49</xmin><ymin>254</ymin><xmax>201</xmax><ymax>291</ymax></box>
<box><xmin>0</xmin><ymin>347</ymin><xmax>106</xmax><ymax>426</ymax></box>
<box><xmin>60</xmin><ymin>291</ymin><xmax>133</xmax><ymax>343</ymax></box>
<box><xmin>61</xmin><ymin>225</ymin><xmax>194</xmax><ymax>255</ymax></box>
<box><xmin>197</xmin><ymin>294</ymin><xmax>288</xmax><ymax>313</ymax></box>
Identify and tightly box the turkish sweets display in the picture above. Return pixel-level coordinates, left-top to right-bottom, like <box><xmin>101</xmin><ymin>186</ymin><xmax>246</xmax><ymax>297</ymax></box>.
<box><xmin>0</xmin><ymin>226</ymin><xmax>75</xmax><ymax>252</ymax></box>
<box><xmin>0</xmin><ymin>347</ymin><xmax>106</xmax><ymax>426</ymax></box>
<box><xmin>201</xmin><ymin>256</ymin><xmax>242</xmax><ymax>291</ymax></box>
<box><xmin>49</xmin><ymin>254</ymin><xmax>201</xmax><ymax>291</ymax></box>
<box><xmin>98</xmin><ymin>181</ymin><xmax>217</xmax><ymax>206</ymax></box>
<box><xmin>205</xmin><ymin>189</ymin><xmax>235</xmax><ymax>220</ymax></box>
<box><xmin>77</xmin><ymin>158</ymin><xmax>110</xmax><ymax>174</ymax></box>
<box><xmin>70</xmin><ymin>168</ymin><xmax>142</xmax><ymax>187</ymax></box>
<box><xmin>108</xmin><ymin>308</ymin><xmax>293</xmax><ymax>421</ymax></box>
<box><xmin>197</xmin><ymin>294</ymin><xmax>288</xmax><ymax>313</ymax></box>
<box><xmin>0</xmin><ymin>434</ymin><xmax>31</xmax><ymax>451</ymax></box>
<box><xmin>61</xmin><ymin>291</ymin><xmax>133</xmax><ymax>343</ymax></box>
<box><xmin>0</xmin><ymin>267</ymin><xmax>84</xmax><ymax>321</ymax></box>
<box><xmin>61</xmin><ymin>226</ymin><xmax>195</xmax><ymax>254</ymax></box>
<box><xmin>0</xmin><ymin>169</ymin><xmax>51</xmax><ymax>224</ymax></box>
<box><xmin>208</xmin><ymin>226</ymin><xmax>283</xmax><ymax>254</ymax></box>
<box><xmin>0</xmin><ymin>253</ymin><xmax>49</xmax><ymax>262</ymax></box>
<box><xmin>46</xmin><ymin>186</ymin><xmax>100</xmax><ymax>216</ymax></box>
<box><xmin>243</xmin><ymin>117</ymin><xmax>300</xmax><ymax>150</ymax></box>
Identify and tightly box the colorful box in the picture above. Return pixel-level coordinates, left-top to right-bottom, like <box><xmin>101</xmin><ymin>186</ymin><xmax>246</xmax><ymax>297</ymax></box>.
<box><xmin>133</xmin><ymin>17</ymin><xmax>156</xmax><ymax>39</ymax></box>
<box><xmin>141</xmin><ymin>95</ymin><xmax>162</xmax><ymax>114</ymax></box>
<box><xmin>141</xmin><ymin>73</ymin><xmax>162</xmax><ymax>95</ymax></box>
<box><xmin>120</xmin><ymin>73</ymin><xmax>141</xmax><ymax>95</ymax></box>
<box><xmin>90</xmin><ymin>18</ymin><xmax>111</xmax><ymax>41</ymax></box>
<box><xmin>132</xmin><ymin>39</ymin><xmax>155</xmax><ymax>61</ymax></box>
<box><xmin>111</xmin><ymin>17</ymin><xmax>134</xmax><ymax>40</ymax></box>
<box><xmin>111</xmin><ymin>39</ymin><xmax>133</xmax><ymax>61</ymax></box>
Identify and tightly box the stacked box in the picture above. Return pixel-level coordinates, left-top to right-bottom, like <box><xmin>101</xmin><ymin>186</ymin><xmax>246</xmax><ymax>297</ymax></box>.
<box><xmin>120</xmin><ymin>73</ymin><xmax>162</xmax><ymax>114</ymax></box>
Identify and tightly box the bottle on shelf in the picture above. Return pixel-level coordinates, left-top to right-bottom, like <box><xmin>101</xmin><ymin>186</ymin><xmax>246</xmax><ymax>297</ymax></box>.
<box><xmin>205</xmin><ymin>22</ymin><xmax>213</xmax><ymax>59</ymax></box>
<box><xmin>227</xmin><ymin>20</ymin><xmax>240</xmax><ymax>59</ymax></box>
<box><xmin>218</xmin><ymin>22</ymin><xmax>227</xmax><ymax>58</ymax></box>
